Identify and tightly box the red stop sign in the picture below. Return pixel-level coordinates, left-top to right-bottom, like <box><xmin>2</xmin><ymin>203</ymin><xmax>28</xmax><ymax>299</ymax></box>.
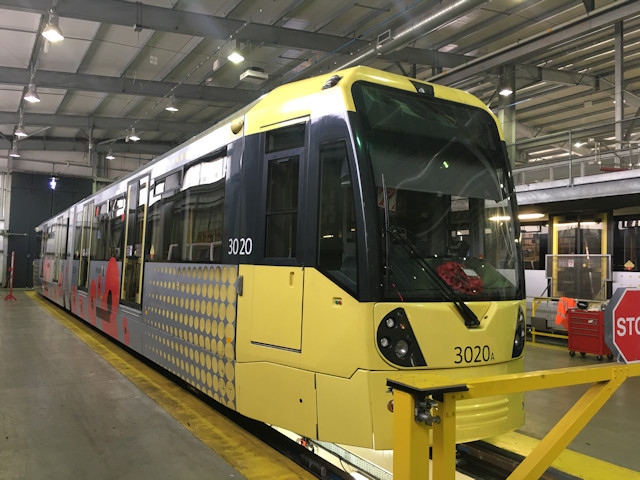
<box><xmin>605</xmin><ymin>288</ymin><xmax>640</xmax><ymax>363</ymax></box>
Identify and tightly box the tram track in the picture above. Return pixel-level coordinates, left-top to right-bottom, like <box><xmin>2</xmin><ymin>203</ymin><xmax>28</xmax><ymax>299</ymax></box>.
<box><xmin>457</xmin><ymin>441</ymin><xmax>581</xmax><ymax>480</ymax></box>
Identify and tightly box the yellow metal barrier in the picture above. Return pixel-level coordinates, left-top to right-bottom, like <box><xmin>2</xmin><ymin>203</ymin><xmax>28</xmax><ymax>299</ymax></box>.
<box><xmin>530</xmin><ymin>327</ymin><xmax>567</xmax><ymax>344</ymax></box>
<box><xmin>387</xmin><ymin>362</ymin><xmax>640</xmax><ymax>479</ymax></box>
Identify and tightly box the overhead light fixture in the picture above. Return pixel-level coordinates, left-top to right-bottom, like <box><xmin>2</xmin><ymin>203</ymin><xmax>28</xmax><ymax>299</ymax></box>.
<box><xmin>9</xmin><ymin>141</ymin><xmax>20</xmax><ymax>158</ymax></box>
<box><xmin>499</xmin><ymin>87</ymin><xmax>513</xmax><ymax>96</ymax></box>
<box><xmin>42</xmin><ymin>10</ymin><xmax>64</xmax><ymax>43</ymax></box>
<box><xmin>106</xmin><ymin>148</ymin><xmax>115</xmax><ymax>160</ymax></box>
<box><xmin>49</xmin><ymin>176</ymin><xmax>58</xmax><ymax>190</ymax></box>
<box><xmin>129</xmin><ymin>128</ymin><xmax>140</xmax><ymax>142</ymax></box>
<box><xmin>165</xmin><ymin>95</ymin><xmax>179</xmax><ymax>112</ymax></box>
<box><xmin>240</xmin><ymin>67</ymin><xmax>268</xmax><ymax>83</ymax></box>
<box><xmin>227</xmin><ymin>51</ymin><xmax>244</xmax><ymax>64</ymax></box>
<box><xmin>24</xmin><ymin>83</ymin><xmax>40</xmax><ymax>103</ymax></box>
<box><xmin>15</xmin><ymin>124</ymin><xmax>28</xmax><ymax>138</ymax></box>
<box><xmin>518</xmin><ymin>213</ymin><xmax>545</xmax><ymax>220</ymax></box>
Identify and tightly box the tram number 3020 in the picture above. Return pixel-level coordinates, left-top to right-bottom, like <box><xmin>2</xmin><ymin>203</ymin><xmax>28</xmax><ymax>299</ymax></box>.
<box><xmin>228</xmin><ymin>237</ymin><xmax>253</xmax><ymax>255</ymax></box>
<box><xmin>454</xmin><ymin>345</ymin><xmax>494</xmax><ymax>364</ymax></box>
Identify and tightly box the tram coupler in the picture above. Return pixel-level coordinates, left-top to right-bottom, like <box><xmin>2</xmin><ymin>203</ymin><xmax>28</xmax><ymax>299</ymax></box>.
<box><xmin>416</xmin><ymin>398</ymin><xmax>441</xmax><ymax>426</ymax></box>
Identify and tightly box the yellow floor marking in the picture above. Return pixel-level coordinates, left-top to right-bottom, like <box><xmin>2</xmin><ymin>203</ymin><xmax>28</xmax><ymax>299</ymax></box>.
<box><xmin>486</xmin><ymin>430</ymin><xmax>640</xmax><ymax>479</ymax></box>
<box><xmin>29</xmin><ymin>292</ymin><xmax>313</xmax><ymax>480</ymax></box>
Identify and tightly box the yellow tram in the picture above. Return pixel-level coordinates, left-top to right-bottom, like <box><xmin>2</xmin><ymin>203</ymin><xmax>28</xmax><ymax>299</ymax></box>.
<box><xmin>35</xmin><ymin>66</ymin><xmax>526</xmax><ymax>449</ymax></box>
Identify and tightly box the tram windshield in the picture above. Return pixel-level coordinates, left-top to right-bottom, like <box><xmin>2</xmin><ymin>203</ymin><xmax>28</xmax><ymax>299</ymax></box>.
<box><xmin>352</xmin><ymin>81</ymin><xmax>523</xmax><ymax>302</ymax></box>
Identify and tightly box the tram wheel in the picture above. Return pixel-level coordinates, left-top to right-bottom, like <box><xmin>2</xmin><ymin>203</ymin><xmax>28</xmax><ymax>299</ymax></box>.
<box><xmin>569</xmin><ymin>351</ymin><xmax>575</xmax><ymax>356</ymax></box>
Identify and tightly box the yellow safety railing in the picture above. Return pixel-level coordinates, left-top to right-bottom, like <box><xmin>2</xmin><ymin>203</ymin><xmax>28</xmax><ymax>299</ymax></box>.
<box><xmin>387</xmin><ymin>362</ymin><xmax>640</xmax><ymax>480</ymax></box>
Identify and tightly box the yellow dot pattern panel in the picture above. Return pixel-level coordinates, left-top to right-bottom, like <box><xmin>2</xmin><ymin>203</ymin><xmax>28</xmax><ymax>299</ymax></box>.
<box><xmin>142</xmin><ymin>264</ymin><xmax>238</xmax><ymax>410</ymax></box>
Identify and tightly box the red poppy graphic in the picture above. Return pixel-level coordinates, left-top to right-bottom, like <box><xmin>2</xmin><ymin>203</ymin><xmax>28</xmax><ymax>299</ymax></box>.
<box><xmin>437</xmin><ymin>261</ymin><xmax>483</xmax><ymax>295</ymax></box>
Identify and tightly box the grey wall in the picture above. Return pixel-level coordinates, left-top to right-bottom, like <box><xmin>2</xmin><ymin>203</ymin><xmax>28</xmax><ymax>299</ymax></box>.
<box><xmin>7</xmin><ymin>173</ymin><xmax>92</xmax><ymax>288</ymax></box>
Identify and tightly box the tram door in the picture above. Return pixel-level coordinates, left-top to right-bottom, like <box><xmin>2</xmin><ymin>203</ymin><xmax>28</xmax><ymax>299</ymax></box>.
<box><xmin>250</xmin><ymin>122</ymin><xmax>306</xmax><ymax>351</ymax></box>
<box><xmin>78</xmin><ymin>202</ymin><xmax>93</xmax><ymax>290</ymax></box>
<box><xmin>121</xmin><ymin>175</ymin><xmax>149</xmax><ymax>305</ymax></box>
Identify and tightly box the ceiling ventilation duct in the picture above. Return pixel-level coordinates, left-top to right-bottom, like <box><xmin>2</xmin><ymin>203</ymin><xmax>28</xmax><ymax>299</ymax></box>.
<box><xmin>240</xmin><ymin>67</ymin><xmax>268</xmax><ymax>83</ymax></box>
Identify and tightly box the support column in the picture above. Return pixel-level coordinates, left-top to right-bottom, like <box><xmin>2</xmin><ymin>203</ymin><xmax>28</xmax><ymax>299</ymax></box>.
<box><xmin>498</xmin><ymin>65</ymin><xmax>517</xmax><ymax>166</ymax></box>
<box><xmin>614</xmin><ymin>21</ymin><xmax>624</xmax><ymax>154</ymax></box>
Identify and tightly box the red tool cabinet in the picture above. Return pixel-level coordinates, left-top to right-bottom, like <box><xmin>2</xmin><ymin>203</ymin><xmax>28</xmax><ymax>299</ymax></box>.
<box><xmin>567</xmin><ymin>308</ymin><xmax>613</xmax><ymax>360</ymax></box>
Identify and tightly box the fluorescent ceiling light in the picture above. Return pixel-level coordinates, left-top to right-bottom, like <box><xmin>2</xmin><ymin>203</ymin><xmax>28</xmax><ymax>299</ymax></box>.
<box><xmin>499</xmin><ymin>87</ymin><xmax>513</xmax><ymax>96</ymax></box>
<box><xmin>165</xmin><ymin>96</ymin><xmax>179</xmax><ymax>112</ymax></box>
<box><xmin>106</xmin><ymin>149</ymin><xmax>115</xmax><ymax>160</ymax></box>
<box><xmin>9</xmin><ymin>142</ymin><xmax>20</xmax><ymax>158</ymax></box>
<box><xmin>42</xmin><ymin>13</ymin><xmax>64</xmax><ymax>43</ymax></box>
<box><xmin>24</xmin><ymin>83</ymin><xmax>40</xmax><ymax>103</ymax></box>
<box><xmin>227</xmin><ymin>51</ymin><xmax>244</xmax><ymax>63</ymax></box>
<box><xmin>129</xmin><ymin>128</ymin><xmax>140</xmax><ymax>142</ymax></box>
<box><xmin>15</xmin><ymin>125</ymin><xmax>28</xmax><ymax>138</ymax></box>
<box><xmin>518</xmin><ymin>213</ymin><xmax>545</xmax><ymax>220</ymax></box>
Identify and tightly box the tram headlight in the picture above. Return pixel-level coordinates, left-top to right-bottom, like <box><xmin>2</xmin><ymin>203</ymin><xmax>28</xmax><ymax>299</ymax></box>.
<box><xmin>376</xmin><ymin>308</ymin><xmax>427</xmax><ymax>367</ymax></box>
<box><xmin>394</xmin><ymin>340</ymin><xmax>409</xmax><ymax>359</ymax></box>
<box><xmin>512</xmin><ymin>306</ymin><xmax>526</xmax><ymax>358</ymax></box>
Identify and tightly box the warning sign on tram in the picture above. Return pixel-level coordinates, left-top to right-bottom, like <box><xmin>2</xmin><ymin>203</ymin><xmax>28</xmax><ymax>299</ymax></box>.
<box><xmin>604</xmin><ymin>288</ymin><xmax>640</xmax><ymax>363</ymax></box>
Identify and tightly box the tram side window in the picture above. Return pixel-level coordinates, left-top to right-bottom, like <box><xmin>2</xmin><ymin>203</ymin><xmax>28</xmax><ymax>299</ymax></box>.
<box><xmin>39</xmin><ymin>229</ymin><xmax>47</xmax><ymax>259</ymax></box>
<box><xmin>92</xmin><ymin>198</ymin><xmax>126</xmax><ymax>261</ymax></box>
<box><xmin>92</xmin><ymin>203</ymin><xmax>109</xmax><ymax>261</ymax></box>
<box><xmin>183</xmin><ymin>185</ymin><xmax>225</xmax><ymax>262</ymax></box>
<box><xmin>146</xmin><ymin>180</ymin><xmax>182</xmax><ymax>262</ymax></box>
<box><xmin>78</xmin><ymin>203</ymin><xmax>92</xmax><ymax>290</ymax></box>
<box><xmin>265</xmin><ymin>156</ymin><xmax>299</xmax><ymax>258</ymax></box>
<box><xmin>146</xmin><ymin>154</ymin><xmax>226</xmax><ymax>263</ymax></box>
<box><xmin>317</xmin><ymin>140</ymin><xmax>358</xmax><ymax>293</ymax></box>
<box><xmin>45</xmin><ymin>226</ymin><xmax>55</xmax><ymax>255</ymax></box>
<box><xmin>266</xmin><ymin>123</ymin><xmax>305</xmax><ymax>153</ymax></box>
<box><xmin>52</xmin><ymin>217</ymin><xmax>66</xmax><ymax>282</ymax></box>
<box><xmin>110</xmin><ymin>198</ymin><xmax>126</xmax><ymax>260</ymax></box>
<box><xmin>74</xmin><ymin>209</ymin><xmax>82</xmax><ymax>259</ymax></box>
<box><xmin>55</xmin><ymin>217</ymin><xmax>68</xmax><ymax>258</ymax></box>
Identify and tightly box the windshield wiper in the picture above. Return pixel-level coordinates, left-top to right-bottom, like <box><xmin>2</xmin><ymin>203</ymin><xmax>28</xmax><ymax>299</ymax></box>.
<box><xmin>381</xmin><ymin>174</ymin><xmax>392</xmax><ymax>296</ymax></box>
<box><xmin>388</xmin><ymin>228</ymin><xmax>480</xmax><ymax>328</ymax></box>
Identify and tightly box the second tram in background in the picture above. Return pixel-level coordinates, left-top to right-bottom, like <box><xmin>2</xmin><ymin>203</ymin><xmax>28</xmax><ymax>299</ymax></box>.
<box><xmin>34</xmin><ymin>66</ymin><xmax>526</xmax><ymax>449</ymax></box>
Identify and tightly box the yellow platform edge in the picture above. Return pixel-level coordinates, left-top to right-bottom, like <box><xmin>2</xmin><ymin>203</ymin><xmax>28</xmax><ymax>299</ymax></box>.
<box><xmin>29</xmin><ymin>291</ymin><xmax>314</xmax><ymax>480</ymax></box>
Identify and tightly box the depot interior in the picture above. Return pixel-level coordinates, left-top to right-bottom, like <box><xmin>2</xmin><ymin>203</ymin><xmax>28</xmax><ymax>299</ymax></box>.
<box><xmin>1</xmin><ymin>0</ymin><xmax>640</xmax><ymax>328</ymax></box>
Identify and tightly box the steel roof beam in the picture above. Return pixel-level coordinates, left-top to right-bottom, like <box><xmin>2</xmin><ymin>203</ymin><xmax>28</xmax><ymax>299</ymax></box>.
<box><xmin>0</xmin><ymin>0</ymin><xmax>473</xmax><ymax>73</ymax></box>
<box><xmin>0</xmin><ymin>0</ymin><xmax>369</xmax><ymax>55</ymax></box>
<box><xmin>0</xmin><ymin>112</ymin><xmax>209</xmax><ymax>134</ymax></box>
<box><xmin>429</xmin><ymin>0</ymin><xmax>640</xmax><ymax>87</ymax></box>
<box><xmin>515</xmin><ymin>65</ymin><xmax>598</xmax><ymax>90</ymax></box>
<box><xmin>1</xmin><ymin>136</ymin><xmax>171</xmax><ymax>155</ymax></box>
<box><xmin>0</xmin><ymin>66</ymin><xmax>260</xmax><ymax>104</ymax></box>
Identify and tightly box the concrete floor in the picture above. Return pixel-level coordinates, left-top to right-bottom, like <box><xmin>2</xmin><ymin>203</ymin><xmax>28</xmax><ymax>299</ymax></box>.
<box><xmin>0</xmin><ymin>290</ymin><xmax>244</xmax><ymax>480</ymax></box>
